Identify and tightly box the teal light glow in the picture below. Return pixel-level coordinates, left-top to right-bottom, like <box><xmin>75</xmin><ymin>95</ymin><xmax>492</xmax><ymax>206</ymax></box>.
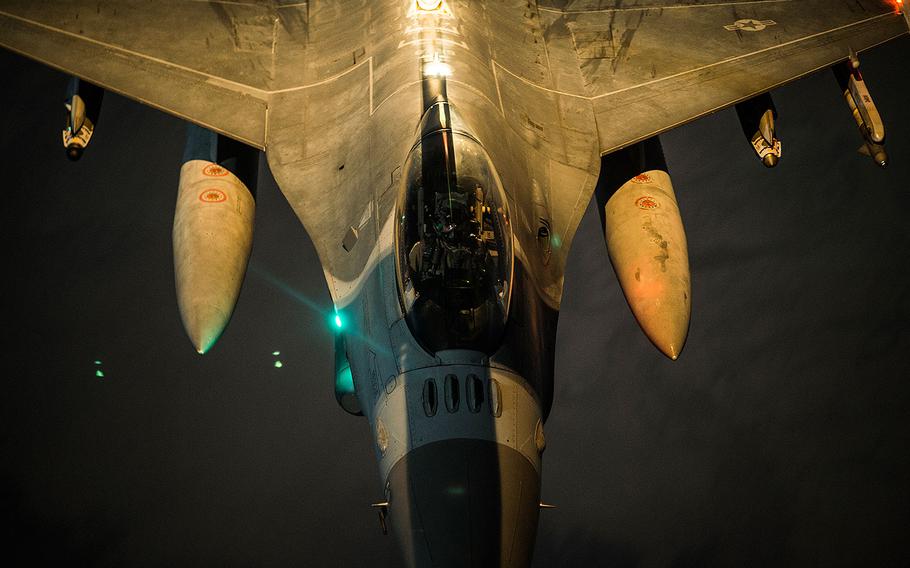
<box><xmin>274</xmin><ymin>360</ymin><xmax>283</xmax><ymax>368</ymax></box>
<box><xmin>95</xmin><ymin>369</ymin><xmax>104</xmax><ymax>378</ymax></box>
<box><xmin>93</xmin><ymin>360</ymin><xmax>102</xmax><ymax>365</ymax></box>
<box><xmin>551</xmin><ymin>234</ymin><xmax>563</xmax><ymax>248</ymax></box>
<box><xmin>334</xmin><ymin>314</ymin><xmax>343</xmax><ymax>329</ymax></box>
<box><xmin>335</xmin><ymin>366</ymin><xmax>354</xmax><ymax>394</ymax></box>
<box><xmin>272</xmin><ymin>351</ymin><xmax>280</xmax><ymax>356</ymax></box>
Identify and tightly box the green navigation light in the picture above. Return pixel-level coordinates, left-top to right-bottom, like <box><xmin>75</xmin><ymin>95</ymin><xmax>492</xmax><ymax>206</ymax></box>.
<box><xmin>95</xmin><ymin>369</ymin><xmax>105</xmax><ymax>378</ymax></box>
<box><xmin>93</xmin><ymin>360</ymin><xmax>102</xmax><ymax>365</ymax></box>
<box><xmin>272</xmin><ymin>351</ymin><xmax>280</xmax><ymax>356</ymax></box>
<box><xmin>274</xmin><ymin>360</ymin><xmax>283</xmax><ymax>368</ymax></box>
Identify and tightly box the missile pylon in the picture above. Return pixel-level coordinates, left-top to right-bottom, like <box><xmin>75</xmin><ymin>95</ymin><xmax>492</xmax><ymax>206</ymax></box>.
<box><xmin>173</xmin><ymin>126</ymin><xmax>258</xmax><ymax>354</ymax></box>
<box><xmin>736</xmin><ymin>93</ymin><xmax>781</xmax><ymax>168</ymax></box>
<box><xmin>61</xmin><ymin>77</ymin><xmax>103</xmax><ymax>161</ymax></box>
<box><xmin>597</xmin><ymin>137</ymin><xmax>691</xmax><ymax>360</ymax></box>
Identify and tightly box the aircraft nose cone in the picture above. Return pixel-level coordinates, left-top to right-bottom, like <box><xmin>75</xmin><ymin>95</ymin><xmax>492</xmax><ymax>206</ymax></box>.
<box><xmin>386</xmin><ymin>439</ymin><xmax>540</xmax><ymax>568</ymax></box>
<box><xmin>762</xmin><ymin>153</ymin><xmax>779</xmax><ymax>168</ymax></box>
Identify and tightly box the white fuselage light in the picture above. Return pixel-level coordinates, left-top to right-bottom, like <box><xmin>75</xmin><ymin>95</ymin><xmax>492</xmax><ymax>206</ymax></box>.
<box><xmin>416</xmin><ymin>0</ymin><xmax>443</xmax><ymax>11</ymax></box>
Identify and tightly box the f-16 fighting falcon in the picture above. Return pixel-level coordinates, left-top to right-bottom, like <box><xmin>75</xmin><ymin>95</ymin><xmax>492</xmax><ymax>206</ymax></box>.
<box><xmin>2</xmin><ymin>1</ymin><xmax>907</xmax><ymax>566</ymax></box>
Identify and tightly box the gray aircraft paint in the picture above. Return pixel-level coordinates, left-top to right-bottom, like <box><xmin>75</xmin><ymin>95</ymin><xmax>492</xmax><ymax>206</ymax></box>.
<box><xmin>1</xmin><ymin>1</ymin><xmax>908</xmax><ymax>566</ymax></box>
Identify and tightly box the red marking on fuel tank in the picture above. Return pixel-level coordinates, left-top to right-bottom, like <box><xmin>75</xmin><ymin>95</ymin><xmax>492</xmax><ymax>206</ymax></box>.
<box><xmin>203</xmin><ymin>164</ymin><xmax>229</xmax><ymax>177</ymax></box>
<box><xmin>199</xmin><ymin>189</ymin><xmax>227</xmax><ymax>203</ymax></box>
<box><xmin>631</xmin><ymin>174</ymin><xmax>652</xmax><ymax>184</ymax></box>
<box><xmin>635</xmin><ymin>196</ymin><xmax>659</xmax><ymax>210</ymax></box>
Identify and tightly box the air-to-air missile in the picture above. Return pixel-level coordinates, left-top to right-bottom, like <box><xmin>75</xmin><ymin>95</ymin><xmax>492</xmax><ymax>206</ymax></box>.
<box><xmin>173</xmin><ymin>126</ymin><xmax>259</xmax><ymax>354</ymax></box>
<box><xmin>597</xmin><ymin>137</ymin><xmax>691</xmax><ymax>360</ymax></box>
<box><xmin>736</xmin><ymin>93</ymin><xmax>782</xmax><ymax>168</ymax></box>
<box><xmin>834</xmin><ymin>52</ymin><xmax>888</xmax><ymax>167</ymax></box>
<box><xmin>61</xmin><ymin>77</ymin><xmax>103</xmax><ymax>161</ymax></box>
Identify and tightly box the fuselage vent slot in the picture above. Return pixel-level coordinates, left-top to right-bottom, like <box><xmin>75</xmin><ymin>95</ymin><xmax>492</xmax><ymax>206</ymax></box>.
<box><xmin>489</xmin><ymin>378</ymin><xmax>502</xmax><ymax>417</ymax></box>
<box><xmin>423</xmin><ymin>378</ymin><xmax>438</xmax><ymax>417</ymax></box>
<box><xmin>466</xmin><ymin>374</ymin><xmax>484</xmax><ymax>413</ymax></box>
<box><xmin>444</xmin><ymin>374</ymin><xmax>460</xmax><ymax>413</ymax></box>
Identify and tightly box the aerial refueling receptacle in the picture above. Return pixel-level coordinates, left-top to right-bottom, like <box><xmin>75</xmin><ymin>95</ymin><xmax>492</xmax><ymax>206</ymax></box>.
<box><xmin>834</xmin><ymin>52</ymin><xmax>888</xmax><ymax>167</ymax></box>
<box><xmin>596</xmin><ymin>137</ymin><xmax>691</xmax><ymax>360</ymax></box>
<box><xmin>173</xmin><ymin>125</ymin><xmax>259</xmax><ymax>354</ymax></box>
<box><xmin>735</xmin><ymin>93</ymin><xmax>781</xmax><ymax>168</ymax></box>
<box><xmin>62</xmin><ymin>76</ymin><xmax>104</xmax><ymax>161</ymax></box>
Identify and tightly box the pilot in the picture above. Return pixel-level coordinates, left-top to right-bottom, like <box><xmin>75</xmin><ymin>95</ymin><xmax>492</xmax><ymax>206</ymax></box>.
<box><xmin>408</xmin><ymin>240</ymin><xmax>424</xmax><ymax>273</ymax></box>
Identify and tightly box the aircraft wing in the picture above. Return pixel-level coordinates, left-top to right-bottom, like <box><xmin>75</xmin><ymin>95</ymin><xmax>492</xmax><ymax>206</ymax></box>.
<box><xmin>0</xmin><ymin>1</ymin><xmax>300</xmax><ymax>149</ymax></box>
<box><xmin>1</xmin><ymin>0</ymin><xmax>907</xmax><ymax>309</ymax></box>
<box><xmin>530</xmin><ymin>0</ymin><xmax>908</xmax><ymax>154</ymax></box>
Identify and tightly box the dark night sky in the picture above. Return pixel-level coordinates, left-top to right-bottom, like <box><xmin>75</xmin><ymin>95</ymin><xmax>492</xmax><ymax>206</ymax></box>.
<box><xmin>2</xmin><ymin>36</ymin><xmax>909</xmax><ymax>567</ymax></box>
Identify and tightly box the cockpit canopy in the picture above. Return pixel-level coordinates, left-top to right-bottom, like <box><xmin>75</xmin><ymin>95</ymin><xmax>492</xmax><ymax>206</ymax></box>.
<box><xmin>395</xmin><ymin>110</ymin><xmax>513</xmax><ymax>355</ymax></box>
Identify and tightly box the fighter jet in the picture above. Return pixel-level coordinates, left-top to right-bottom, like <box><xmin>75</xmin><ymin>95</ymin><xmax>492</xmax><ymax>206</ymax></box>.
<box><xmin>1</xmin><ymin>1</ymin><xmax>907</xmax><ymax>566</ymax></box>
